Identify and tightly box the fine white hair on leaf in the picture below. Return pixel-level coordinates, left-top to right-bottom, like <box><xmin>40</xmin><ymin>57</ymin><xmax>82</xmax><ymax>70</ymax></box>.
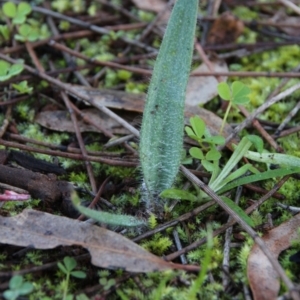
<box><xmin>139</xmin><ymin>0</ymin><xmax>198</xmax><ymax>211</ymax></box>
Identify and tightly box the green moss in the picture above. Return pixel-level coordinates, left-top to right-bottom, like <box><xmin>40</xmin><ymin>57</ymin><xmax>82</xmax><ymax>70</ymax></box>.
<box><xmin>241</xmin><ymin>46</ymin><xmax>300</xmax><ymax>72</ymax></box>
<box><xmin>141</xmin><ymin>233</ymin><xmax>173</xmax><ymax>256</ymax></box>
<box><xmin>187</xmin><ymin>236</ymin><xmax>222</xmax><ymax>269</ymax></box>
<box><xmin>278</xmin><ymin>134</ymin><xmax>300</xmax><ymax>157</ymax></box>
<box><xmin>237</xmin><ymin>237</ymin><xmax>253</xmax><ymax>278</ymax></box>
<box><xmin>2</xmin><ymin>198</ymin><xmax>41</xmax><ymax>215</ymax></box>
<box><xmin>101</xmin><ymin>164</ymin><xmax>136</xmax><ymax>179</ymax></box>
<box><xmin>233</xmin><ymin>6</ymin><xmax>258</xmax><ymax>21</ymax></box>
<box><xmin>69</xmin><ymin>171</ymin><xmax>88</xmax><ymax>189</ymax></box>
<box><xmin>137</xmin><ymin>10</ymin><xmax>155</xmax><ymax>22</ymax></box>
<box><xmin>250</xmin><ymin>210</ymin><xmax>263</xmax><ymax>227</ymax></box>
<box><xmin>125</xmin><ymin>82</ymin><xmax>147</xmax><ymax>93</ymax></box>
<box><xmin>15</xmin><ymin>102</ymin><xmax>35</xmax><ymax>122</ymax></box>
<box><xmin>148</xmin><ymin>213</ymin><xmax>158</xmax><ymax>229</ymax></box>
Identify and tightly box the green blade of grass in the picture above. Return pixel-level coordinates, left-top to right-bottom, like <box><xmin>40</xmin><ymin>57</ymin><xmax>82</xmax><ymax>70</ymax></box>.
<box><xmin>218</xmin><ymin>167</ymin><xmax>300</xmax><ymax>194</ymax></box>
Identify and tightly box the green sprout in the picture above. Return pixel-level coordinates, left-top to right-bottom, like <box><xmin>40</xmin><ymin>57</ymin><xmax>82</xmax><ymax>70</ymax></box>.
<box><xmin>98</xmin><ymin>272</ymin><xmax>116</xmax><ymax>291</ymax></box>
<box><xmin>57</xmin><ymin>256</ymin><xmax>86</xmax><ymax>300</ymax></box>
<box><xmin>12</xmin><ymin>80</ymin><xmax>32</xmax><ymax>94</ymax></box>
<box><xmin>165</xmin><ymin>114</ymin><xmax>300</xmax><ymax>226</ymax></box>
<box><xmin>0</xmin><ymin>60</ymin><xmax>23</xmax><ymax>81</ymax></box>
<box><xmin>2</xmin><ymin>2</ymin><xmax>31</xmax><ymax>24</ymax></box>
<box><xmin>72</xmin><ymin>191</ymin><xmax>145</xmax><ymax>227</ymax></box>
<box><xmin>217</xmin><ymin>81</ymin><xmax>251</xmax><ymax>134</ymax></box>
<box><xmin>185</xmin><ymin>116</ymin><xmax>224</xmax><ymax>183</ymax></box>
<box><xmin>3</xmin><ymin>275</ymin><xmax>34</xmax><ymax>300</ymax></box>
<box><xmin>14</xmin><ymin>23</ymin><xmax>39</xmax><ymax>42</ymax></box>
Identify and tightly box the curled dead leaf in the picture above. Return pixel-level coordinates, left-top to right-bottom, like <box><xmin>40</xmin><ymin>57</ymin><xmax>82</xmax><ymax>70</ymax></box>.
<box><xmin>0</xmin><ymin>209</ymin><xmax>175</xmax><ymax>273</ymax></box>
<box><xmin>247</xmin><ymin>213</ymin><xmax>300</xmax><ymax>300</ymax></box>
<box><xmin>207</xmin><ymin>12</ymin><xmax>244</xmax><ymax>45</ymax></box>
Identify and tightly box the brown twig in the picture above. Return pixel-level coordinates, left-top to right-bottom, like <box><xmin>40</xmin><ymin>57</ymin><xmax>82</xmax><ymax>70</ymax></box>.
<box><xmin>48</xmin><ymin>40</ymin><xmax>152</xmax><ymax>76</ymax></box>
<box><xmin>31</xmin><ymin>5</ymin><xmax>157</xmax><ymax>53</ymax></box>
<box><xmin>0</xmin><ymin>139</ymin><xmax>138</xmax><ymax>167</ymax></box>
<box><xmin>0</xmin><ymin>54</ymin><xmax>140</xmax><ymax>137</ymax></box>
<box><xmin>6</xmin><ymin>133</ymin><xmax>137</xmax><ymax>158</ymax></box>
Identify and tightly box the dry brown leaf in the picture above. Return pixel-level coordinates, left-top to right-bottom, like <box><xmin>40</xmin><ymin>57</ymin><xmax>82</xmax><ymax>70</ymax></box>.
<box><xmin>271</xmin><ymin>13</ymin><xmax>300</xmax><ymax>36</ymax></box>
<box><xmin>0</xmin><ymin>209</ymin><xmax>175</xmax><ymax>273</ymax></box>
<box><xmin>131</xmin><ymin>0</ymin><xmax>169</xmax><ymax>14</ymax></box>
<box><xmin>35</xmin><ymin>108</ymin><xmax>130</xmax><ymax>135</ymax></box>
<box><xmin>67</xmin><ymin>86</ymin><xmax>145</xmax><ymax>113</ymax></box>
<box><xmin>37</xmin><ymin>86</ymin><xmax>236</xmax><ymax>142</ymax></box>
<box><xmin>247</xmin><ymin>213</ymin><xmax>300</xmax><ymax>300</ymax></box>
<box><xmin>186</xmin><ymin>60</ymin><xmax>228</xmax><ymax>106</ymax></box>
<box><xmin>207</xmin><ymin>12</ymin><xmax>244</xmax><ymax>45</ymax></box>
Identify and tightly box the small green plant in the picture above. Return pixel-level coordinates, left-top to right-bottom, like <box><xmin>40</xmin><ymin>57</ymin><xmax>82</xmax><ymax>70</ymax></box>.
<box><xmin>0</xmin><ymin>41</ymin><xmax>31</xmax><ymax>95</ymax></box>
<box><xmin>98</xmin><ymin>271</ymin><xmax>116</xmax><ymax>291</ymax></box>
<box><xmin>217</xmin><ymin>81</ymin><xmax>251</xmax><ymax>134</ymax></box>
<box><xmin>185</xmin><ymin>116</ymin><xmax>224</xmax><ymax>183</ymax></box>
<box><xmin>2</xmin><ymin>2</ymin><xmax>50</xmax><ymax>43</ymax></box>
<box><xmin>165</xmin><ymin>115</ymin><xmax>300</xmax><ymax>225</ymax></box>
<box><xmin>57</xmin><ymin>256</ymin><xmax>86</xmax><ymax>300</ymax></box>
<box><xmin>72</xmin><ymin>191</ymin><xmax>145</xmax><ymax>227</ymax></box>
<box><xmin>139</xmin><ymin>0</ymin><xmax>198</xmax><ymax>209</ymax></box>
<box><xmin>0</xmin><ymin>60</ymin><xmax>23</xmax><ymax>81</ymax></box>
<box><xmin>14</xmin><ymin>23</ymin><xmax>39</xmax><ymax>41</ymax></box>
<box><xmin>12</xmin><ymin>80</ymin><xmax>33</xmax><ymax>94</ymax></box>
<box><xmin>2</xmin><ymin>2</ymin><xmax>31</xmax><ymax>24</ymax></box>
<box><xmin>3</xmin><ymin>275</ymin><xmax>33</xmax><ymax>300</ymax></box>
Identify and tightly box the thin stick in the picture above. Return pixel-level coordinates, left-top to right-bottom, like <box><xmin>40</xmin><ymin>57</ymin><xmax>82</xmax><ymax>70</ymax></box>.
<box><xmin>0</xmin><ymin>54</ymin><xmax>140</xmax><ymax>138</ymax></box>
<box><xmin>179</xmin><ymin>166</ymin><xmax>298</xmax><ymax>298</ymax></box>
<box><xmin>30</xmin><ymin>5</ymin><xmax>157</xmax><ymax>53</ymax></box>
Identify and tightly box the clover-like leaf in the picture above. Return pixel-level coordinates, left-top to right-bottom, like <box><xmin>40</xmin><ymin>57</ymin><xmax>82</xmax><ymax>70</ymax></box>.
<box><xmin>189</xmin><ymin>147</ymin><xmax>204</xmax><ymax>160</ymax></box>
<box><xmin>201</xmin><ymin>160</ymin><xmax>215</xmax><ymax>172</ymax></box>
<box><xmin>0</xmin><ymin>60</ymin><xmax>23</xmax><ymax>81</ymax></box>
<box><xmin>0</xmin><ymin>60</ymin><xmax>10</xmax><ymax>76</ymax></box>
<box><xmin>63</xmin><ymin>256</ymin><xmax>77</xmax><ymax>272</ymax></box>
<box><xmin>190</xmin><ymin>116</ymin><xmax>205</xmax><ymax>138</ymax></box>
<box><xmin>70</xmin><ymin>271</ymin><xmax>86</xmax><ymax>279</ymax></box>
<box><xmin>205</xmin><ymin>148</ymin><xmax>221</xmax><ymax>161</ymax></box>
<box><xmin>185</xmin><ymin>126</ymin><xmax>199</xmax><ymax>141</ymax></box>
<box><xmin>13</xmin><ymin>13</ymin><xmax>26</xmax><ymax>24</ymax></box>
<box><xmin>9</xmin><ymin>275</ymin><xmax>23</xmax><ymax>289</ymax></box>
<box><xmin>2</xmin><ymin>2</ymin><xmax>17</xmax><ymax>18</ymax></box>
<box><xmin>217</xmin><ymin>82</ymin><xmax>231</xmax><ymax>101</ymax></box>
<box><xmin>18</xmin><ymin>23</ymin><xmax>31</xmax><ymax>36</ymax></box>
<box><xmin>13</xmin><ymin>2</ymin><xmax>31</xmax><ymax>24</ymax></box>
<box><xmin>18</xmin><ymin>2</ymin><xmax>31</xmax><ymax>16</ymax></box>
<box><xmin>9</xmin><ymin>63</ymin><xmax>24</xmax><ymax>77</ymax></box>
<box><xmin>57</xmin><ymin>262</ymin><xmax>68</xmax><ymax>274</ymax></box>
<box><xmin>18</xmin><ymin>282</ymin><xmax>33</xmax><ymax>295</ymax></box>
<box><xmin>232</xmin><ymin>81</ymin><xmax>251</xmax><ymax>105</ymax></box>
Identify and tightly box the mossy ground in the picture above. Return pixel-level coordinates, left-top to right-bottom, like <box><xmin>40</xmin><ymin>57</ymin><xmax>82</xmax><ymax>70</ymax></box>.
<box><xmin>0</xmin><ymin>1</ymin><xmax>300</xmax><ymax>299</ymax></box>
